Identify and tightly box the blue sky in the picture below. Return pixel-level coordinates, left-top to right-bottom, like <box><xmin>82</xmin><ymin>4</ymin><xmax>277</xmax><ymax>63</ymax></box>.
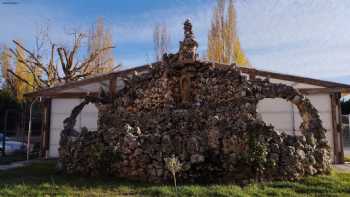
<box><xmin>1</xmin><ymin>0</ymin><xmax>350</xmax><ymax>84</ymax></box>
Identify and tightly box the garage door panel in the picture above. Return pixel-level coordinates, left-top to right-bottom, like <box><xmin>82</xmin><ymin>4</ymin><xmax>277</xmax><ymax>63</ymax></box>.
<box><xmin>51</xmin><ymin>99</ymin><xmax>82</xmax><ymax>114</ymax></box>
<box><xmin>306</xmin><ymin>95</ymin><xmax>331</xmax><ymax>112</ymax></box>
<box><xmin>325</xmin><ymin>129</ymin><xmax>334</xmax><ymax>148</ymax></box>
<box><xmin>82</xmin><ymin>103</ymin><xmax>98</xmax><ymax>113</ymax></box>
<box><xmin>81</xmin><ymin>113</ymin><xmax>98</xmax><ymax>130</ymax></box>
<box><xmin>259</xmin><ymin>112</ymin><xmax>293</xmax><ymax>131</ymax></box>
<box><xmin>257</xmin><ymin>98</ymin><xmax>292</xmax><ymax>112</ymax></box>
<box><xmin>317</xmin><ymin>112</ymin><xmax>332</xmax><ymax>129</ymax></box>
<box><xmin>51</xmin><ymin>113</ymin><xmax>81</xmax><ymax>130</ymax></box>
<box><xmin>49</xmin><ymin>144</ymin><xmax>59</xmax><ymax>158</ymax></box>
<box><xmin>49</xmin><ymin>128</ymin><xmax>62</xmax><ymax>147</ymax></box>
<box><xmin>325</xmin><ymin>129</ymin><xmax>334</xmax><ymax>159</ymax></box>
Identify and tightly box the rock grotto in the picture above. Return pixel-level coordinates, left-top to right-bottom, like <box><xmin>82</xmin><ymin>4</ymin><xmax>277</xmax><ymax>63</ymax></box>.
<box><xmin>59</xmin><ymin>19</ymin><xmax>331</xmax><ymax>184</ymax></box>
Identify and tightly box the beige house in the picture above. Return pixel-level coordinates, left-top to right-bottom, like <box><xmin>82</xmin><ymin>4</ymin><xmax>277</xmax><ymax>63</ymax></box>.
<box><xmin>26</xmin><ymin>64</ymin><xmax>350</xmax><ymax>164</ymax></box>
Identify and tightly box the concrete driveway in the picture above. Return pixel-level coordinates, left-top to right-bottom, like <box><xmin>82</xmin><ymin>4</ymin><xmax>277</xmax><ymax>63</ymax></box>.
<box><xmin>344</xmin><ymin>146</ymin><xmax>350</xmax><ymax>157</ymax></box>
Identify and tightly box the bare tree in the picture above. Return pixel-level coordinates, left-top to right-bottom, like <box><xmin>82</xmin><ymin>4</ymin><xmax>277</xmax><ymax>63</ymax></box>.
<box><xmin>153</xmin><ymin>23</ymin><xmax>170</xmax><ymax>61</ymax></box>
<box><xmin>6</xmin><ymin>32</ymin><xmax>117</xmax><ymax>95</ymax></box>
<box><xmin>1</xmin><ymin>19</ymin><xmax>119</xmax><ymax>100</ymax></box>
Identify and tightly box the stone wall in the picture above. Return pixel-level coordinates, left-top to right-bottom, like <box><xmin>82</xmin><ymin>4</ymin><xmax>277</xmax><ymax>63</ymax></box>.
<box><xmin>58</xmin><ymin>20</ymin><xmax>330</xmax><ymax>184</ymax></box>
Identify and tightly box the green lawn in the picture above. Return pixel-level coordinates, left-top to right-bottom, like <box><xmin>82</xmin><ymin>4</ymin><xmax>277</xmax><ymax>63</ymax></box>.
<box><xmin>0</xmin><ymin>161</ymin><xmax>350</xmax><ymax>197</ymax></box>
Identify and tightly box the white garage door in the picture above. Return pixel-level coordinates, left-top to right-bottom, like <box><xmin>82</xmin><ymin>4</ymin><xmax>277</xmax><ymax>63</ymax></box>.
<box><xmin>257</xmin><ymin>94</ymin><xmax>334</xmax><ymax>160</ymax></box>
<box><xmin>49</xmin><ymin>98</ymin><xmax>98</xmax><ymax>157</ymax></box>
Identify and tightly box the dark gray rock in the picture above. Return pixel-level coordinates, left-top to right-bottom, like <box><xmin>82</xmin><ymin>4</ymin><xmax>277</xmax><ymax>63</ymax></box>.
<box><xmin>58</xmin><ymin>20</ymin><xmax>331</xmax><ymax>184</ymax></box>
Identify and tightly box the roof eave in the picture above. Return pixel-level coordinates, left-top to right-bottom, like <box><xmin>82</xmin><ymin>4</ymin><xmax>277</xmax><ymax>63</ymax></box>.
<box><xmin>24</xmin><ymin>61</ymin><xmax>350</xmax><ymax>98</ymax></box>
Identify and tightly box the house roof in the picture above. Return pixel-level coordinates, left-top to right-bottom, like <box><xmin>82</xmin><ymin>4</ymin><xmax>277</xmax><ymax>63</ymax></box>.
<box><xmin>238</xmin><ymin>67</ymin><xmax>350</xmax><ymax>88</ymax></box>
<box><xmin>24</xmin><ymin>63</ymin><xmax>154</xmax><ymax>98</ymax></box>
<box><xmin>24</xmin><ymin>61</ymin><xmax>350</xmax><ymax>98</ymax></box>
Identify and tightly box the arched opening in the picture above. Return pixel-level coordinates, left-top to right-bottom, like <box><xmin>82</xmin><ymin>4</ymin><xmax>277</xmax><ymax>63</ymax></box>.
<box><xmin>180</xmin><ymin>75</ymin><xmax>192</xmax><ymax>104</ymax></box>
<box><xmin>257</xmin><ymin>98</ymin><xmax>303</xmax><ymax>136</ymax></box>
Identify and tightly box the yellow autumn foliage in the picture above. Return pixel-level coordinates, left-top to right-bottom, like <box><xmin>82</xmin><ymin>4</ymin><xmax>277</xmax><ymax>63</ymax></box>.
<box><xmin>208</xmin><ymin>0</ymin><xmax>251</xmax><ymax>67</ymax></box>
<box><xmin>14</xmin><ymin>42</ymin><xmax>35</xmax><ymax>100</ymax></box>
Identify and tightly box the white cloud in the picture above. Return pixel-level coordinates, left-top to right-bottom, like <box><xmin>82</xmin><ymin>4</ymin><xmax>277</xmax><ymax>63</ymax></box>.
<box><xmin>234</xmin><ymin>0</ymin><xmax>350</xmax><ymax>83</ymax></box>
<box><xmin>1</xmin><ymin>0</ymin><xmax>350</xmax><ymax>84</ymax></box>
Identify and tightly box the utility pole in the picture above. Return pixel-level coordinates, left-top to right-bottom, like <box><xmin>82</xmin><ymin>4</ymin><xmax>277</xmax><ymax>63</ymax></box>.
<box><xmin>27</xmin><ymin>97</ymin><xmax>41</xmax><ymax>160</ymax></box>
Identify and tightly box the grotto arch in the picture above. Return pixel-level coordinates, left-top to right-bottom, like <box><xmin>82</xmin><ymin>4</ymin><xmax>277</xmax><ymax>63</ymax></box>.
<box><xmin>58</xmin><ymin>76</ymin><xmax>331</xmax><ymax>183</ymax></box>
<box><xmin>58</xmin><ymin>19</ymin><xmax>330</xmax><ymax>183</ymax></box>
<box><xmin>257</xmin><ymin>98</ymin><xmax>301</xmax><ymax>135</ymax></box>
<box><xmin>252</xmin><ymin>81</ymin><xmax>327</xmax><ymax>144</ymax></box>
<box><xmin>180</xmin><ymin>74</ymin><xmax>192</xmax><ymax>104</ymax></box>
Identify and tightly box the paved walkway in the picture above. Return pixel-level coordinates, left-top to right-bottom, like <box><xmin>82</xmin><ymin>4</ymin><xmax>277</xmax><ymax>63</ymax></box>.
<box><xmin>0</xmin><ymin>159</ymin><xmax>41</xmax><ymax>171</ymax></box>
<box><xmin>333</xmin><ymin>163</ymin><xmax>350</xmax><ymax>172</ymax></box>
<box><xmin>1</xmin><ymin>158</ymin><xmax>350</xmax><ymax>173</ymax></box>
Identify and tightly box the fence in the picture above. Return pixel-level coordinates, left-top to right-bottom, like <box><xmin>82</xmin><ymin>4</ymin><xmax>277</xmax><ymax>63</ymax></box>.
<box><xmin>342</xmin><ymin>115</ymin><xmax>350</xmax><ymax>147</ymax></box>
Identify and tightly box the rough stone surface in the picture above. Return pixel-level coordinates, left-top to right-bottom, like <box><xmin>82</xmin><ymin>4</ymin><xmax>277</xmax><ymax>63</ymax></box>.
<box><xmin>58</xmin><ymin>20</ymin><xmax>331</xmax><ymax>184</ymax></box>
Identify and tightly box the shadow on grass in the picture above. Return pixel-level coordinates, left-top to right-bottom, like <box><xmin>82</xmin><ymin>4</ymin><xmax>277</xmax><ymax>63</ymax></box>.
<box><xmin>0</xmin><ymin>152</ymin><xmax>40</xmax><ymax>165</ymax></box>
<box><xmin>0</xmin><ymin>161</ymin><xmax>350</xmax><ymax>197</ymax></box>
<box><xmin>0</xmin><ymin>153</ymin><xmax>26</xmax><ymax>165</ymax></box>
<box><xmin>0</xmin><ymin>160</ymin><xmax>171</xmax><ymax>196</ymax></box>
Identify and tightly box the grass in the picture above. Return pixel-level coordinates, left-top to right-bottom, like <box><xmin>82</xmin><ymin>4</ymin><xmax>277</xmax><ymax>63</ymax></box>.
<box><xmin>0</xmin><ymin>161</ymin><xmax>350</xmax><ymax>197</ymax></box>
